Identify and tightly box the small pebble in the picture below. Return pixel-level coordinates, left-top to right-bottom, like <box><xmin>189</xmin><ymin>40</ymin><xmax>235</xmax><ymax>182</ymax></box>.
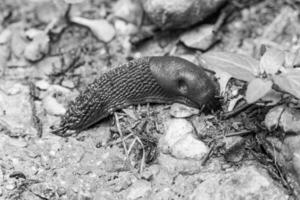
<box><xmin>5</xmin><ymin>183</ymin><xmax>15</xmax><ymax>190</ymax></box>
<box><xmin>170</xmin><ymin>134</ymin><xmax>208</xmax><ymax>160</ymax></box>
<box><xmin>61</xmin><ymin>80</ymin><xmax>75</xmax><ymax>89</ymax></box>
<box><xmin>161</xmin><ymin>118</ymin><xmax>195</xmax><ymax>147</ymax></box>
<box><xmin>35</xmin><ymin>80</ymin><xmax>50</xmax><ymax>90</ymax></box>
<box><xmin>42</xmin><ymin>95</ymin><xmax>66</xmax><ymax>116</ymax></box>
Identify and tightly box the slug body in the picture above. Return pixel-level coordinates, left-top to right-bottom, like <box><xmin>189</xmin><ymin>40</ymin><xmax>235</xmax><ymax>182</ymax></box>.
<box><xmin>52</xmin><ymin>56</ymin><xmax>217</xmax><ymax>136</ymax></box>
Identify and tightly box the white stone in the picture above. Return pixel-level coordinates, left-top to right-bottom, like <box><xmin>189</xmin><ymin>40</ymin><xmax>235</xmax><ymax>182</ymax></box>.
<box><xmin>162</xmin><ymin>119</ymin><xmax>195</xmax><ymax>147</ymax></box>
<box><xmin>42</xmin><ymin>95</ymin><xmax>66</xmax><ymax>116</ymax></box>
<box><xmin>70</xmin><ymin>17</ymin><xmax>115</xmax><ymax>43</ymax></box>
<box><xmin>171</xmin><ymin>134</ymin><xmax>208</xmax><ymax>160</ymax></box>
<box><xmin>180</xmin><ymin>25</ymin><xmax>216</xmax><ymax>51</ymax></box>
<box><xmin>35</xmin><ymin>80</ymin><xmax>50</xmax><ymax>90</ymax></box>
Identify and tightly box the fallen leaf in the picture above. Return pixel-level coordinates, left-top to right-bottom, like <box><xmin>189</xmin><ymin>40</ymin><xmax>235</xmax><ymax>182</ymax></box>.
<box><xmin>273</xmin><ymin>68</ymin><xmax>300</xmax><ymax>99</ymax></box>
<box><xmin>260</xmin><ymin>47</ymin><xmax>284</xmax><ymax>74</ymax></box>
<box><xmin>260</xmin><ymin>89</ymin><xmax>282</xmax><ymax>105</ymax></box>
<box><xmin>214</xmin><ymin>71</ymin><xmax>232</xmax><ymax>95</ymax></box>
<box><xmin>227</xmin><ymin>95</ymin><xmax>243</xmax><ymax>112</ymax></box>
<box><xmin>200</xmin><ymin>52</ymin><xmax>259</xmax><ymax>82</ymax></box>
<box><xmin>284</xmin><ymin>51</ymin><xmax>298</xmax><ymax>68</ymax></box>
<box><xmin>245</xmin><ymin>78</ymin><xmax>272</xmax><ymax>103</ymax></box>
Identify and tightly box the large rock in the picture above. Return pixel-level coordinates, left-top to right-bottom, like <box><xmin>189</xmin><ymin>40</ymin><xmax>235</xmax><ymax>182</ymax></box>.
<box><xmin>142</xmin><ymin>0</ymin><xmax>227</xmax><ymax>29</ymax></box>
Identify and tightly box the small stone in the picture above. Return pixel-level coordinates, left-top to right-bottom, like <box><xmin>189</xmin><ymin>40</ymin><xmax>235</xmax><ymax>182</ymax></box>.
<box><xmin>0</xmin><ymin>28</ymin><xmax>12</xmax><ymax>44</ymax></box>
<box><xmin>160</xmin><ymin>118</ymin><xmax>208</xmax><ymax>160</ymax></box>
<box><xmin>114</xmin><ymin>19</ymin><xmax>139</xmax><ymax>35</ymax></box>
<box><xmin>161</xmin><ymin>119</ymin><xmax>195</xmax><ymax>148</ymax></box>
<box><xmin>126</xmin><ymin>180</ymin><xmax>152</xmax><ymax>200</ymax></box>
<box><xmin>5</xmin><ymin>183</ymin><xmax>15</xmax><ymax>190</ymax></box>
<box><xmin>169</xmin><ymin>103</ymin><xmax>199</xmax><ymax>118</ymax></box>
<box><xmin>6</xmin><ymin>83</ymin><xmax>23</xmax><ymax>95</ymax></box>
<box><xmin>142</xmin><ymin>0</ymin><xmax>226</xmax><ymax>29</ymax></box>
<box><xmin>264</xmin><ymin>105</ymin><xmax>285</xmax><ymax>131</ymax></box>
<box><xmin>171</xmin><ymin>134</ymin><xmax>208</xmax><ymax>160</ymax></box>
<box><xmin>180</xmin><ymin>24</ymin><xmax>216</xmax><ymax>51</ymax></box>
<box><xmin>25</xmin><ymin>28</ymin><xmax>44</xmax><ymax>40</ymax></box>
<box><xmin>61</xmin><ymin>80</ymin><xmax>75</xmax><ymax>89</ymax></box>
<box><xmin>35</xmin><ymin>80</ymin><xmax>50</xmax><ymax>90</ymax></box>
<box><xmin>70</xmin><ymin>17</ymin><xmax>115</xmax><ymax>43</ymax></box>
<box><xmin>43</xmin><ymin>95</ymin><xmax>66</xmax><ymax>116</ymax></box>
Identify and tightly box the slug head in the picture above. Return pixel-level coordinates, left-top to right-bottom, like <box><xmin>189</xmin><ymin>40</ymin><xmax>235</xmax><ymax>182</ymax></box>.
<box><xmin>149</xmin><ymin>56</ymin><xmax>217</xmax><ymax>110</ymax></box>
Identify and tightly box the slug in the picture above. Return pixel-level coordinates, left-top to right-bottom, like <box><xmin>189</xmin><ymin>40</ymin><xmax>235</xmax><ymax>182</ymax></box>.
<box><xmin>51</xmin><ymin>56</ymin><xmax>217</xmax><ymax>136</ymax></box>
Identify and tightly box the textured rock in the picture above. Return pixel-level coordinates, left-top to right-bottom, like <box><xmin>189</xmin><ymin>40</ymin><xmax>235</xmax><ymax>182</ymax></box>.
<box><xmin>170</xmin><ymin>134</ymin><xmax>208</xmax><ymax>160</ymax></box>
<box><xmin>160</xmin><ymin>118</ymin><xmax>208</xmax><ymax>160</ymax></box>
<box><xmin>161</xmin><ymin>119</ymin><xmax>195</xmax><ymax>147</ymax></box>
<box><xmin>142</xmin><ymin>0</ymin><xmax>226</xmax><ymax>29</ymax></box>
<box><xmin>189</xmin><ymin>166</ymin><xmax>288</xmax><ymax>200</ymax></box>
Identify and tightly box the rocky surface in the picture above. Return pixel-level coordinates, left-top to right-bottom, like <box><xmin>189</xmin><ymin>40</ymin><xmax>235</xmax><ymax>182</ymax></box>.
<box><xmin>0</xmin><ymin>0</ymin><xmax>299</xmax><ymax>199</ymax></box>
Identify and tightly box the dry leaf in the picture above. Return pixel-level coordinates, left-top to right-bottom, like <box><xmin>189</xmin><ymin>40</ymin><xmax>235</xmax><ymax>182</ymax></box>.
<box><xmin>200</xmin><ymin>52</ymin><xmax>259</xmax><ymax>82</ymax></box>
<box><xmin>260</xmin><ymin>48</ymin><xmax>284</xmax><ymax>74</ymax></box>
<box><xmin>273</xmin><ymin>68</ymin><xmax>300</xmax><ymax>99</ymax></box>
<box><xmin>246</xmin><ymin>78</ymin><xmax>272</xmax><ymax>103</ymax></box>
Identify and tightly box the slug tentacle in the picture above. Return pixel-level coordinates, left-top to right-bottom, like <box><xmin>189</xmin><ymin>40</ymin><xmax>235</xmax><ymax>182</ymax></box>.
<box><xmin>51</xmin><ymin>56</ymin><xmax>217</xmax><ymax>136</ymax></box>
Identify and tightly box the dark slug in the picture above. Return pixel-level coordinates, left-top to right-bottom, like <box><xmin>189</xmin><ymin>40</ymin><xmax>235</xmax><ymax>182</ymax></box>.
<box><xmin>51</xmin><ymin>56</ymin><xmax>217</xmax><ymax>136</ymax></box>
